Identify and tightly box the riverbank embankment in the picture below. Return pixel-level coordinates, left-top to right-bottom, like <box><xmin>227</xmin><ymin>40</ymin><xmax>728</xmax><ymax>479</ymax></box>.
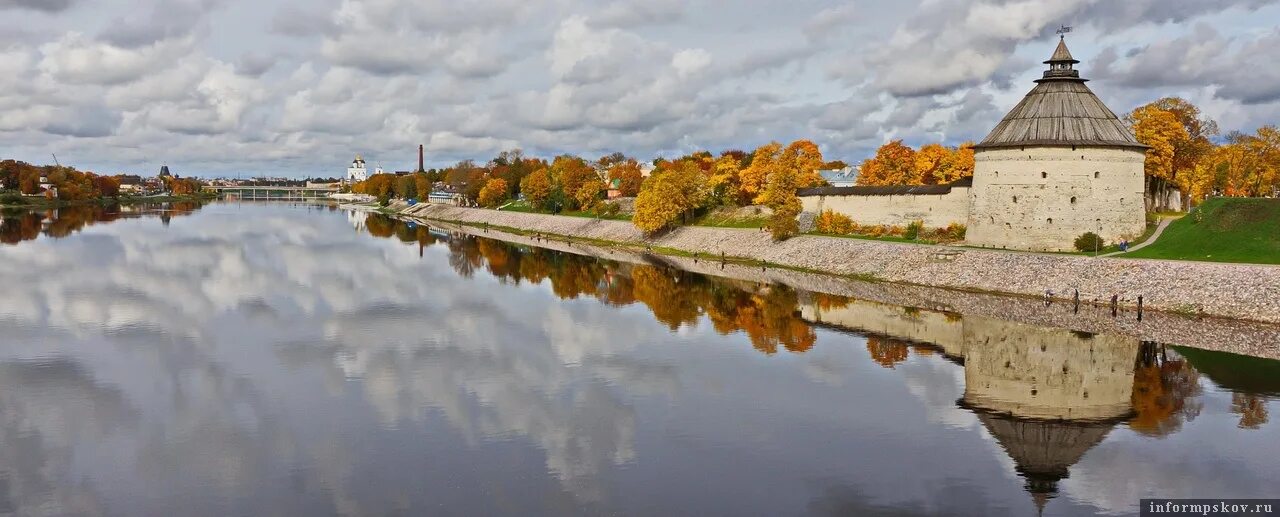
<box><xmin>414</xmin><ymin>215</ymin><xmax>1280</xmax><ymax>359</ymax></box>
<box><xmin>389</xmin><ymin>202</ymin><xmax>1280</xmax><ymax>326</ymax></box>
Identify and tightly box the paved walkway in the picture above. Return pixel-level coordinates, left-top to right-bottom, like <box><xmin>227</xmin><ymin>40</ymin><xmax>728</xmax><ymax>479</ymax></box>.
<box><xmin>1102</xmin><ymin>217</ymin><xmax>1174</xmax><ymax>257</ymax></box>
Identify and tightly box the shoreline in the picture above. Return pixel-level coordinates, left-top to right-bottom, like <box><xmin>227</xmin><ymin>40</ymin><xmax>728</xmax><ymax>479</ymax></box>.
<box><xmin>396</xmin><ymin>210</ymin><xmax>1280</xmax><ymax>360</ymax></box>
<box><xmin>381</xmin><ymin>201</ymin><xmax>1280</xmax><ymax>327</ymax></box>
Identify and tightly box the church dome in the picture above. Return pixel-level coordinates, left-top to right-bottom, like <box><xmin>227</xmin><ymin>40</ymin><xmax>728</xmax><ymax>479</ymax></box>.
<box><xmin>974</xmin><ymin>37</ymin><xmax>1146</xmax><ymax>151</ymax></box>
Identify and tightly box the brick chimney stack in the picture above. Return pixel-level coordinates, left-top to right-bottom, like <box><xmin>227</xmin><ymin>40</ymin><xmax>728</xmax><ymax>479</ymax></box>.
<box><xmin>418</xmin><ymin>145</ymin><xmax>424</xmax><ymax>173</ymax></box>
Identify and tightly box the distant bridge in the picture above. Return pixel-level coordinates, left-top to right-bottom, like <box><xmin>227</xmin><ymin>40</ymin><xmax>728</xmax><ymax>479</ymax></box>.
<box><xmin>203</xmin><ymin>185</ymin><xmax>341</xmax><ymax>201</ymax></box>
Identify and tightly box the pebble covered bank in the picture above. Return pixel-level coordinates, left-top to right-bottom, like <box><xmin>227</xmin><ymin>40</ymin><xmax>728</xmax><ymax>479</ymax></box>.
<box><xmin>390</xmin><ymin>202</ymin><xmax>1280</xmax><ymax>326</ymax></box>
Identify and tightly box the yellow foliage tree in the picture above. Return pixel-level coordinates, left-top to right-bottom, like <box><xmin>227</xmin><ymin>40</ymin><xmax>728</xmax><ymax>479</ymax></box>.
<box><xmin>739</xmin><ymin>142</ymin><xmax>781</xmax><ymax>204</ymax></box>
<box><xmin>632</xmin><ymin>161</ymin><xmax>708</xmax><ymax>234</ymax></box>
<box><xmin>478</xmin><ymin>178</ymin><xmax>509</xmax><ymax>207</ymax></box>
<box><xmin>1131</xmin><ymin>105</ymin><xmax>1189</xmax><ymax>207</ymax></box>
<box><xmin>781</xmin><ymin>139</ymin><xmax>825</xmax><ymax>188</ymax></box>
<box><xmin>707</xmin><ymin>155</ymin><xmax>741</xmax><ymax>205</ymax></box>
<box><xmin>575</xmin><ymin>177</ymin><xmax>604</xmax><ymax>212</ymax></box>
<box><xmin>857</xmin><ymin>140</ymin><xmax>917</xmax><ymax>185</ymax></box>
<box><xmin>519</xmin><ymin>167</ymin><xmax>553</xmax><ymax>210</ymax></box>
<box><xmin>760</xmin><ymin>159</ymin><xmax>801</xmax><ymax>240</ymax></box>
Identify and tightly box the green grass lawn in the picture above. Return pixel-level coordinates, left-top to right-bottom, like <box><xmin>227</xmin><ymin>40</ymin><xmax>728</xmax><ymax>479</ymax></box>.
<box><xmin>498</xmin><ymin>200</ymin><xmax>630</xmax><ymax>220</ymax></box>
<box><xmin>1123</xmin><ymin>197</ymin><xmax>1280</xmax><ymax>264</ymax></box>
<box><xmin>693</xmin><ymin>212</ymin><xmax>769</xmax><ymax>229</ymax></box>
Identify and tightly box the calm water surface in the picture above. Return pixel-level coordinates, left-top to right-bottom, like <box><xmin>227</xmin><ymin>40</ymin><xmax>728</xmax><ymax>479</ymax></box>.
<box><xmin>0</xmin><ymin>202</ymin><xmax>1277</xmax><ymax>516</ymax></box>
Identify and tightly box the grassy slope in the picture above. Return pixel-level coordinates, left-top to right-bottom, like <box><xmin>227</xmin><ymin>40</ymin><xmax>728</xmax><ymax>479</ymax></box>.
<box><xmin>1124</xmin><ymin>197</ymin><xmax>1280</xmax><ymax>264</ymax></box>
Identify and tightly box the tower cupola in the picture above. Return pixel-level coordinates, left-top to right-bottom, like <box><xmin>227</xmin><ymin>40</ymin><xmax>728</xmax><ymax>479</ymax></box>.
<box><xmin>1039</xmin><ymin>36</ymin><xmax>1082</xmax><ymax>82</ymax></box>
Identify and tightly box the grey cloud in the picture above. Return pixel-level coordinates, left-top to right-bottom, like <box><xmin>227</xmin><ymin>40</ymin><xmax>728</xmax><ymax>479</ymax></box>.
<box><xmin>1095</xmin><ymin>25</ymin><xmax>1280</xmax><ymax>105</ymax></box>
<box><xmin>269</xmin><ymin>3</ymin><xmax>340</xmax><ymax>38</ymax></box>
<box><xmin>0</xmin><ymin>0</ymin><xmax>75</xmax><ymax>12</ymax></box>
<box><xmin>42</xmin><ymin>106</ymin><xmax>121</xmax><ymax>137</ymax></box>
<box><xmin>235</xmin><ymin>52</ymin><xmax>278</xmax><ymax>77</ymax></box>
<box><xmin>588</xmin><ymin>0</ymin><xmax>685</xmax><ymax>28</ymax></box>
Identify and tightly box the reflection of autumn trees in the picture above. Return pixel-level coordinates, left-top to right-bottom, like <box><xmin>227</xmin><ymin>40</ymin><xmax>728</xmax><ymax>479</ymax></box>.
<box><xmin>1</xmin><ymin>203</ymin><xmax>200</xmax><ymax>245</ymax></box>
<box><xmin>364</xmin><ymin>214</ymin><xmax>396</xmax><ymax>238</ymax></box>
<box><xmin>0</xmin><ymin>212</ymin><xmax>43</xmax><ymax>244</ymax></box>
<box><xmin>362</xmin><ymin>217</ymin><xmax>825</xmax><ymax>356</ymax></box>
<box><xmin>1231</xmin><ymin>393</ymin><xmax>1269</xmax><ymax>429</ymax></box>
<box><xmin>865</xmin><ymin>336</ymin><xmax>911</xmax><ymax>369</ymax></box>
<box><xmin>1129</xmin><ymin>343</ymin><xmax>1203</xmax><ymax>436</ymax></box>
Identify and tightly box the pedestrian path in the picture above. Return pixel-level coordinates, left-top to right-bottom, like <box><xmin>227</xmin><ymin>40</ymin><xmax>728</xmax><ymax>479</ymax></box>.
<box><xmin>1101</xmin><ymin>217</ymin><xmax>1174</xmax><ymax>257</ymax></box>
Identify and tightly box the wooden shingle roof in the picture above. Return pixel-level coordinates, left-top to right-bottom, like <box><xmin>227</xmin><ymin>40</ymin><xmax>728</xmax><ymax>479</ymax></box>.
<box><xmin>974</xmin><ymin>39</ymin><xmax>1147</xmax><ymax>151</ymax></box>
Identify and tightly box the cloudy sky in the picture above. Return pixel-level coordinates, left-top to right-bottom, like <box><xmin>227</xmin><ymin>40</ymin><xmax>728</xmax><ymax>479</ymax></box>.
<box><xmin>2</xmin><ymin>0</ymin><xmax>1279</xmax><ymax>178</ymax></box>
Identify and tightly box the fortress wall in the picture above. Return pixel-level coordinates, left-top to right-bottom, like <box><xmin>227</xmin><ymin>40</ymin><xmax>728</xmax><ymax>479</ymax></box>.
<box><xmin>800</xmin><ymin>188</ymin><xmax>971</xmax><ymax>229</ymax></box>
<box><xmin>799</xmin><ymin>300</ymin><xmax>967</xmax><ymax>357</ymax></box>
<box><xmin>966</xmin><ymin>147</ymin><xmax>1147</xmax><ymax>251</ymax></box>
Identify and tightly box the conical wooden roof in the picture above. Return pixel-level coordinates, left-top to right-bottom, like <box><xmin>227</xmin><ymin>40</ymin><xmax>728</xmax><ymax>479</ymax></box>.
<box><xmin>975</xmin><ymin>38</ymin><xmax>1146</xmax><ymax>151</ymax></box>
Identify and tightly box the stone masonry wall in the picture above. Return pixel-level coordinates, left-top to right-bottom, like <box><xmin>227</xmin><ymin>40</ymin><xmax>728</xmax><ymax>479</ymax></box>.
<box><xmin>392</xmin><ymin>202</ymin><xmax>1280</xmax><ymax>325</ymax></box>
<box><xmin>799</xmin><ymin>187</ymin><xmax>971</xmax><ymax>229</ymax></box>
<box><xmin>967</xmin><ymin>147</ymin><xmax>1148</xmax><ymax>251</ymax></box>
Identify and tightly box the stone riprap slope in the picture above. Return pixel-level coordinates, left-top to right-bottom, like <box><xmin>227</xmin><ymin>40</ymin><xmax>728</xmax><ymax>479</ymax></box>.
<box><xmin>394</xmin><ymin>202</ymin><xmax>1280</xmax><ymax>325</ymax></box>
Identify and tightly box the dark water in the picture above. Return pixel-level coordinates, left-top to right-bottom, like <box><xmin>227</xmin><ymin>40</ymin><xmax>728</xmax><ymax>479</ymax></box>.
<box><xmin>0</xmin><ymin>203</ymin><xmax>1277</xmax><ymax>516</ymax></box>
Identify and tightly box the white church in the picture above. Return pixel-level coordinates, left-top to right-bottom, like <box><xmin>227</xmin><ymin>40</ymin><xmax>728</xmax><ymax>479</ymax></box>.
<box><xmin>800</xmin><ymin>37</ymin><xmax>1148</xmax><ymax>252</ymax></box>
<box><xmin>346</xmin><ymin>155</ymin><xmax>383</xmax><ymax>183</ymax></box>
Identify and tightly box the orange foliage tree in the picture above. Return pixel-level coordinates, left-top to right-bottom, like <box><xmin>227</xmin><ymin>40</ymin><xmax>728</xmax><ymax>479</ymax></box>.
<box><xmin>477</xmin><ymin>178</ymin><xmax>509</xmax><ymax>207</ymax></box>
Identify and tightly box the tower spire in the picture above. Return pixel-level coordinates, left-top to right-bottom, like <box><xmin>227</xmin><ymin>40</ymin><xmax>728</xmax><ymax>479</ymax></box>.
<box><xmin>1037</xmin><ymin>35</ymin><xmax>1084</xmax><ymax>82</ymax></box>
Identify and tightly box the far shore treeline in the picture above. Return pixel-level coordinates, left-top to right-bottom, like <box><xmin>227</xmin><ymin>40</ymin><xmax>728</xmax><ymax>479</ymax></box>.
<box><xmin>0</xmin><ymin>160</ymin><xmax>202</xmax><ymax>204</ymax></box>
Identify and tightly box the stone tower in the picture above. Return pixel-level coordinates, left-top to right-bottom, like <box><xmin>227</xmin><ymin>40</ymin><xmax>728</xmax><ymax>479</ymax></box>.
<box><xmin>966</xmin><ymin>37</ymin><xmax>1147</xmax><ymax>251</ymax></box>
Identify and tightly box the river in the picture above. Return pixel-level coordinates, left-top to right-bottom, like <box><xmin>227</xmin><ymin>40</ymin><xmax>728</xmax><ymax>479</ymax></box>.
<box><xmin>0</xmin><ymin>202</ymin><xmax>1277</xmax><ymax>516</ymax></box>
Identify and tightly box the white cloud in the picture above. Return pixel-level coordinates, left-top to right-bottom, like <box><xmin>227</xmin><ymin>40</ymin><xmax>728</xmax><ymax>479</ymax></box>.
<box><xmin>0</xmin><ymin>0</ymin><xmax>1277</xmax><ymax>176</ymax></box>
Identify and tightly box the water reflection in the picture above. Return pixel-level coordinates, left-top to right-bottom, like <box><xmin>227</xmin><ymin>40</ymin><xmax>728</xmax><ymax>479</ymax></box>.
<box><xmin>1</xmin><ymin>202</ymin><xmax>203</xmax><ymax>245</ymax></box>
<box><xmin>0</xmin><ymin>204</ymin><xmax>1273</xmax><ymax>516</ymax></box>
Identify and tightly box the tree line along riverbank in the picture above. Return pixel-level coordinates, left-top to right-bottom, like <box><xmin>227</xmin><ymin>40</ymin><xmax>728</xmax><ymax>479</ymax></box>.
<box><xmin>377</xmin><ymin>201</ymin><xmax>1280</xmax><ymax>326</ymax></box>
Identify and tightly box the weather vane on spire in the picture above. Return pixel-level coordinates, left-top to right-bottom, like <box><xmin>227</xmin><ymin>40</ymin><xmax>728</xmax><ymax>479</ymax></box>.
<box><xmin>1056</xmin><ymin>25</ymin><xmax>1072</xmax><ymax>38</ymax></box>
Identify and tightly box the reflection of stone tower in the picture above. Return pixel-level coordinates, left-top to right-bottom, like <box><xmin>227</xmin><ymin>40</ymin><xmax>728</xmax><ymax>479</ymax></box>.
<box><xmin>961</xmin><ymin>320</ymin><xmax>1139</xmax><ymax>421</ymax></box>
<box><xmin>959</xmin><ymin>319</ymin><xmax>1140</xmax><ymax>515</ymax></box>
<box><xmin>797</xmin><ymin>296</ymin><xmax>1143</xmax><ymax>515</ymax></box>
<box><xmin>976</xmin><ymin>413</ymin><xmax>1115</xmax><ymax>513</ymax></box>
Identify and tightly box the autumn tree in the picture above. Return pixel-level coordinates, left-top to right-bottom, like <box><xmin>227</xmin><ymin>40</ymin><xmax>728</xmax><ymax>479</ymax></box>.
<box><xmin>758</xmin><ymin>156</ymin><xmax>802</xmax><ymax>240</ymax></box>
<box><xmin>606</xmin><ymin>159</ymin><xmax>643</xmax><ymax>197</ymax></box>
<box><xmin>705</xmin><ymin>155</ymin><xmax>742</xmax><ymax>206</ymax></box>
<box><xmin>519</xmin><ymin>167</ymin><xmax>554</xmax><ymax>210</ymax></box>
<box><xmin>858</xmin><ymin>140</ymin><xmax>917</xmax><ymax>185</ymax></box>
<box><xmin>1127</xmin><ymin>97</ymin><xmax>1220</xmax><ymax>209</ymax></box>
<box><xmin>575</xmin><ymin>177</ymin><xmax>604</xmax><ymax>213</ymax></box>
<box><xmin>550</xmin><ymin>155</ymin><xmax>596</xmax><ymax>210</ymax></box>
<box><xmin>1131</xmin><ymin>105</ymin><xmax>1190</xmax><ymax>209</ymax></box>
<box><xmin>355</xmin><ymin>173</ymin><xmax>396</xmax><ymax>201</ymax></box>
<box><xmin>94</xmin><ymin>175</ymin><xmax>120</xmax><ymax>197</ymax></box>
<box><xmin>478</xmin><ymin>178</ymin><xmax>509</xmax><ymax>208</ymax></box>
<box><xmin>738</xmin><ymin>142</ymin><xmax>781</xmax><ymax>204</ymax></box>
<box><xmin>633</xmin><ymin>161</ymin><xmax>708</xmax><ymax>234</ymax></box>
<box><xmin>780</xmin><ymin>139</ymin><xmax>825</xmax><ymax>189</ymax></box>
<box><xmin>413</xmin><ymin>172</ymin><xmax>432</xmax><ymax>201</ymax></box>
